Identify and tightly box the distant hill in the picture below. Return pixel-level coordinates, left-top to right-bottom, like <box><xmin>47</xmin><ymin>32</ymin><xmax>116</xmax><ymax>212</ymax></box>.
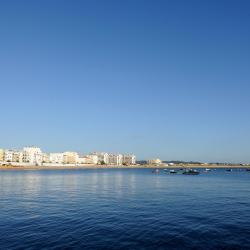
<box><xmin>163</xmin><ymin>160</ymin><xmax>203</xmax><ymax>164</ymax></box>
<box><xmin>136</xmin><ymin>160</ymin><xmax>203</xmax><ymax>165</ymax></box>
<box><xmin>137</xmin><ymin>160</ymin><xmax>249</xmax><ymax>165</ymax></box>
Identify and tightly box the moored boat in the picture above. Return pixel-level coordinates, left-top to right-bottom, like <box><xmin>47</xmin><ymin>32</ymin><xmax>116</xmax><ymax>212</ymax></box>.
<box><xmin>182</xmin><ymin>169</ymin><xmax>199</xmax><ymax>175</ymax></box>
<box><xmin>169</xmin><ymin>169</ymin><xmax>177</xmax><ymax>174</ymax></box>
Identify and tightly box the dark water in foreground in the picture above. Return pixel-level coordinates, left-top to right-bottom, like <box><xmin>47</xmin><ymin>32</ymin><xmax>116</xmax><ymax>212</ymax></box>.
<box><xmin>0</xmin><ymin>168</ymin><xmax>250</xmax><ymax>250</ymax></box>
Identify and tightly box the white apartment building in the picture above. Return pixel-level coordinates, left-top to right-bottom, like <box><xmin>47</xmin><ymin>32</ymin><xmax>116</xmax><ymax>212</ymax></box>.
<box><xmin>22</xmin><ymin>147</ymin><xmax>43</xmax><ymax>165</ymax></box>
<box><xmin>148</xmin><ymin>159</ymin><xmax>162</xmax><ymax>165</ymax></box>
<box><xmin>4</xmin><ymin>150</ymin><xmax>15</xmax><ymax>162</ymax></box>
<box><xmin>77</xmin><ymin>156</ymin><xmax>87</xmax><ymax>164</ymax></box>
<box><xmin>0</xmin><ymin>149</ymin><xmax>4</xmax><ymax>162</ymax></box>
<box><xmin>123</xmin><ymin>154</ymin><xmax>136</xmax><ymax>165</ymax></box>
<box><xmin>49</xmin><ymin>153</ymin><xmax>64</xmax><ymax>164</ymax></box>
<box><xmin>77</xmin><ymin>156</ymin><xmax>90</xmax><ymax>164</ymax></box>
<box><xmin>63</xmin><ymin>152</ymin><xmax>78</xmax><ymax>164</ymax></box>
<box><xmin>77</xmin><ymin>154</ymin><xmax>98</xmax><ymax>164</ymax></box>
<box><xmin>90</xmin><ymin>152</ymin><xmax>136</xmax><ymax>165</ymax></box>
<box><xmin>108</xmin><ymin>154</ymin><xmax>123</xmax><ymax>165</ymax></box>
<box><xmin>0</xmin><ymin>146</ymin><xmax>137</xmax><ymax>167</ymax></box>
<box><xmin>4</xmin><ymin>150</ymin><xmax>22</xmax><ymax>163</ymax></box>
<box><xmin>86</xmin><ymin>155</ymin><xmax>98</xmax><ymax>164</ymax></box>
<box><xmin>118</xmin><ymin>154</ymin><xmax>123</xmax><ymax>165</ymax></box>
<box><xmin>42</xmin><ymin>153</ymin><xmax>49</xmax><ymax>163</ymax></box>
<box><xmin>91</xmin><ymin>152</ymin><xmax>109</xmax><ymax>164</ymax></box>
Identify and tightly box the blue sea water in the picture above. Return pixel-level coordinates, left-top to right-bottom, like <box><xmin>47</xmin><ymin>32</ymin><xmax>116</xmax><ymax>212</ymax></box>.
<box><xmin>0</xmin><ymin>168</ymin><xmax>250</xmax><ymax>250</ymax></box>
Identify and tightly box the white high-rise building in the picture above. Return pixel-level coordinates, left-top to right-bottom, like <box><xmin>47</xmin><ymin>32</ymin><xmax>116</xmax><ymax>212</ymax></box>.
<box><xmin>4</xmin><ymin>150</ymin><xmax>22</xmax><ymax>163</ymax></box>
<box><xmin>22</xmin><ymin>147</ymin><xmax>43</xmax><ymax>165</ymax></box>
<box><xmin>147</xmin><ymin>159</ymin><xmax>162</xmax><ymax>165</ymax></box>
<box><xmin>42</xmin><ymin>153</ymin><xmax>49</xmax><ymax>163</ymax></box>
<box><xmin>0</xmin><ymin>149</ymin><xmax>4</xmax><ymax>162</ymax></box>
<box><xmin>63</xmin><ymin>152</ymin><xmax>78</xmax><ymax>164</ymax></box>
<box><xmin>4</xmin><ymin>150</ymin><xmax>15</xmax><ymax>162</ymax></box>
<box><xmin>123</xmin><ymin>154</ymin><xmax>136</xmax><ymax>165</ymax></box>
<box><xmin>49</xmin><ymin>153</ymin><xmax>64</xmax><ymax>164</ymax></box>
<box><xmin>0</xmin><ymin>146</ymin><xmax>137</xmax><ymax>167</ymax></box>
<box><xmin>91</xmin><ymin>152</ymin><xmax>109</xmax><ymax>164</ymax></box>
<box><xmin>108</xmin><ymin>154</ymin><xmax>123</xmax><ymax>165</ymax></box>
<box><xmin>85</xmin><ymin>155</ymin><xmax>98</xmax><ymax>164</ymax></box>
<box><xmin>77</xmin><ymin>154</ymin><xmax>98</xmax><ymax>164</ymax></box>
<box><xmin>117</xmin><ymin>154</ymin><xmax>123</xmax><ymax>165</ymax></box>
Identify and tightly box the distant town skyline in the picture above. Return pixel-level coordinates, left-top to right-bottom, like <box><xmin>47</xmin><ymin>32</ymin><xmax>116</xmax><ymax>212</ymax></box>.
<box><xmin>0</xmin><ymin>146</ymin><xmax>136</xmax><ymax>166</ymax></box>
<box><xmin>0</xmin><ymin>0</ymin><xmax>250</xmax><ymax>162</ymax></box>
<box><xmin>0</xmin><ymin>144</ymin><xmax>249</xmax><ymax>164</ymax></box>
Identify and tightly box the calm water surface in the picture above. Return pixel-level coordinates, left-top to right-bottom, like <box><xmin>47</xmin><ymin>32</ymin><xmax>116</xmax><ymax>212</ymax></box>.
<box><xmin>0</xmin><ymin>168</ymin><xmax>250</xmax><ymax>250</ymax></box>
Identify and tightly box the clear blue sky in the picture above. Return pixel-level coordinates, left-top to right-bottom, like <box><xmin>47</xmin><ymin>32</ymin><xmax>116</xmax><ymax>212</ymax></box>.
<box><xmin>0</xmin><ymin>0</ymin><xmax>249</xmax><ymax>162</ymax></box>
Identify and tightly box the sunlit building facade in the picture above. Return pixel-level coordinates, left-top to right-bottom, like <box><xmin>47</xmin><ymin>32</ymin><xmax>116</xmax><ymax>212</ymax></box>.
<box><xmin>63</xmin><ymin>152</ymin><xmax>78</xmax><ymax>164</ymax></box>
<box><xmin>22</xmin><ymin>147</ymin><xmax>43</xmax><ymax>165</ymax></box>
<box><xmin>123</xmin><ymin>154</ymin><xmax>136</xmax><ymax>165</ymax></box>
<box><xmin>49</xmin><ymin>153</ymin><xmax>64</xmax><ymax>164</ymax></box>
<box><xmin>0</xmin><ymin>149</ymin><xmax>4</xmax><ymax>162</ymax></box>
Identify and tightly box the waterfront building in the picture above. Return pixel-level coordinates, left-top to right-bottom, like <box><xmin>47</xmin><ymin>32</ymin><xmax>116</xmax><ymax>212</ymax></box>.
<box><xmin>0</xmin><ymin>149</ymin><xmax>4</xmax><ymax>162</ymax></box>
<box><xmin>42</xmin><ymin>153</ymin><xmax>49</xmax><ymax>164</ymax></box>
<box><xmin>63</xmin><ymin>152</ymin><xmax>78</xmax><ymax>164</ymax></box>
<box><xmin>0</xmin><ymin>146</ymin><xmax>137</xmax><ymax>167</ymax></box>
<box><xmin>90</xmin><ymin>152</ymin><xmax>136</xmax><ymax>165</ymax></box>
<box><xmin>4</xmin><ymin>150</ymin><xmax>15</xmax><ymax>162</ymax></box>
<box><xmin>49</xmin><ymin>153</ymin><xmax>64</xmax><ymax>164</ymax></box>
<box><xmin>76</xmin><ymin>155</ymin><xmax>97</xmax><ymax>164</ymax></box>
<box><xmin>91</xmin><ymin>152</ymin><xmax>109</xmax><ymax>164</ymax></box>
<box><xmin>118</xmin><ymin>154</ymin><xmax>123</xmax><ymax>165</ymax></box>
<box><xmin>77</xmin><ymin>156</ymin><xmax>87</xmax><ymax>164</ymax></box>
<box><xmin>4</xmin><ymin>150</ymin><xmax>22</xmax><ymax>163</ymax></box>
<box><xmin>22</xmin><ymin>147</ymin><xmax>43</xmax><ymax>165</ymax></box>
<box><xmin>108</xmin><ymin>154</ymin><xmax>123</xmax><ymax>165</ymax></box>
<box><xmin>85</xmin><ymin>155</ymin><xmax>98</xmax><ymax>164</ymax></box>
<box><xmin>18</xmin><ymin>152</ymin><xmax>23</xmax><ymax>163</ymax></box>
<box><xmin>77</xmin><ymin>155</ymin><xmax>98</xmax><ymax>164</ymax></box>
<box><xmin>148</xmin><ymin>159</ymin><xmax>162</xmax><ymax>165</ymax></box>
<box><xmin>123</xmin><ymin>154</ymin><xmax>136</xmax><ymax>165</ymax></box>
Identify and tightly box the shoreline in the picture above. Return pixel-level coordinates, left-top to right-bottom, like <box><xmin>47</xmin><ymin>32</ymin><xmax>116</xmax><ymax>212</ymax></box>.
<box><xmin>0</xmin><ymin>164</ymin><xmax>249</xmax><ymax>170</ymax></box>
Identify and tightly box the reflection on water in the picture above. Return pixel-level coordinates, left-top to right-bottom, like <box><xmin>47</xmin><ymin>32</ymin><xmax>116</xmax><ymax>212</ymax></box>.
<box><xmin>0</xmin><ymin>168</ymin><xmax>250</xmax><ymax>250</ymax></box>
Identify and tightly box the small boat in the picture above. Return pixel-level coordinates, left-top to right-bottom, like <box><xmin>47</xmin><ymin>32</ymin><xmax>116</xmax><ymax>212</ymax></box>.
<box><xmin>169</xmin><ymin>169</ymin><xmax>177</xmax><ymax>174</ymax></box>
<box><xmin>204</xmin><ymin>168</ymin><xmax>211</xmax><ymax>172</ymax></box>
<box><xmin>152</xmin><ymin>169</ymin><xmax>160</xmax><ymax>174</ymax></box>
<box><xmin>226</xmin><ymin>169</ymin><xmax>233</xmax><ymax>172</ymax></box>
<box><xmin>246</xmin><ymin>169</ymin><xmax>250</xmax><ymax>172</ymax></box>
<box><xmin>182</xmin><ymin>169</ymin><xmax>199</xmax><ymax>175</ymax></box>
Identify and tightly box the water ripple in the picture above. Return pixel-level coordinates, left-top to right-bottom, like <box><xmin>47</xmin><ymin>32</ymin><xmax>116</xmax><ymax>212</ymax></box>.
<box><xmin>0</xmin><ymin>169</ymin><xmax>250</xmax><ymax>249</ymax></box>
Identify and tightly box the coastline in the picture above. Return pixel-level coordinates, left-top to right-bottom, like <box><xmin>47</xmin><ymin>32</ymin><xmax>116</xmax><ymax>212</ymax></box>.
<box><xmin>0</xmin><ymin>164</ymin><xmax>249</xmax><ymax>170</ymax></box>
